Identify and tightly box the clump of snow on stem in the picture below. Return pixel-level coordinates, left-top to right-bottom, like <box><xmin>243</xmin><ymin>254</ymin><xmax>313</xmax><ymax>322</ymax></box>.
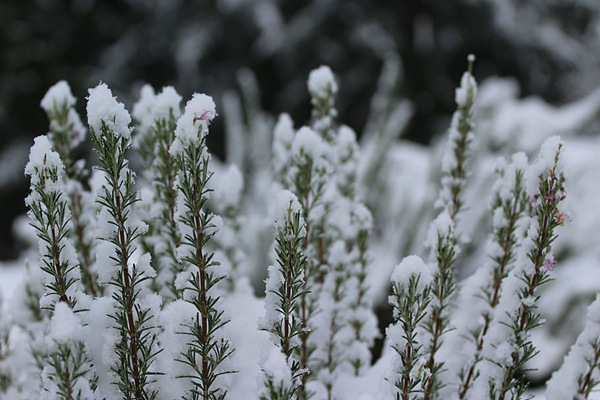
<box><xmin>86</xmin><ymin>83</ymin><xmax>132</xmax><ymax>139</ymax></box>
<box><xmin>170</xmin><ymin>93</ymin><xmax>216</xmax><ymax>155</ymax></box>
<box><xmin>273</xmin><ymin>190</ymin><xmax>305</xmax><ymax>236</ymax></box>
<box><xmin>308</xmin><ymin>65</ymin><xmax>338</xmax><ymax>99</ymax></box>
<box><xmin>455</xmin><ymin>69</ymin><xmax>477</xmax><ymax>107</ymax></box>
<box><xmin>132</xmin><ymin>84</ymin><xmax>156</xmax><ymax>130</ymax></box>
<box><xmin>24</xmin><ymin>136</ymin><xmax>64</xmax><ymax>197</ymax></box>
<box><xmin>391</xmin><ymin>255</ymin><xmax>432</xmax><ymax>292</ymax></box>
<box><xmin>272</xmin><ymin>113</ymin><xmax>295</xmax><ymax>177</ymax></box>
<box><xmin>526</xmin><ymin>135</ymin><xmax>564</xmax><ymax>197</ymax></box>
<box><xmin>40</xmin><ymin>80</ymin><xmax>76</xmax><ymax>112</ymax></box>
<box><xmin>292</xmin><ymin>126</ymin><xmax>330</xmax><ymax>160</ymax></box>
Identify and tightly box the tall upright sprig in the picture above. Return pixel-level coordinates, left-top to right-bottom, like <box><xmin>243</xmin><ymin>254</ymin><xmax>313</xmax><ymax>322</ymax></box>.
<box><xmin>289</xmin><ymin>126</ymin><xmax>332</xmax><ymax>398</ymax></box>
<box><xmin>25</xmin><ymin>136</ymin><xmax>99</xmax><ymax>399</ymax></box>
<box><xmin>488</xmin><ymin>137</ymin><xmax>566</xmax><ymax>400</ymax></box>
<box><xmin>387</xmin><ymin>256</ymin><xmax>432</xmax><ymax>400</ymax></box>
<box><xmin>308</xmin><ymin>65</ymin><xmax>338</xmax><ymax>141</ymax></box>
<box><xmin>259</xmin><ymin>190</ymin><xmax>307</xmax><ymax>400</ymax></box>
<box><xmin>40</xmin><ymin>81</ymin><xmax>99</xmax><ymax>297</ymax></box>
<box><xmin>170</xmin><ymin>93</ymin><xmax>235</xmax><ymax>400</ymax></box>
<box><xmin>456</xmin><ymin>154</ymin><xmax>529</xmax><ymax>399</ymax></box>
<box><xmin>87</xmin><ymin>83</ymin><xmax>161</xmax><ymax>400</ymax></box>
<box><xmin>25</xmin><ymin>135</ymin><xmax>79</xmax><ymax>310</ymax></box>
<box><xmin>421</xmin><ymin>56</ymin><xmax>477</xmax><ymax>400</ymax></box>
<box><xmin>545</xmin><ymin>294</ymin><xmax>600</xmax><ymax>400</ymax></box>
<box><xmin>132</xmin><ymin>85</ymin><xmax>183</xmax><ymax>300</ymax></box>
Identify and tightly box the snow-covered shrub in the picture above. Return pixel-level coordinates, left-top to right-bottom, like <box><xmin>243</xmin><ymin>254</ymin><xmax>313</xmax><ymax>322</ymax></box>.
<box><xmin>2</xmin><ymin>56</ymin><xmax>600</xmax><ymax>400</ymax></box>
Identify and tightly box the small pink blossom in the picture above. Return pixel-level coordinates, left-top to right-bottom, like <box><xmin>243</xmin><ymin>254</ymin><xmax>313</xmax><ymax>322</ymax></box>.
<box><xmin>530</xmin><ymin>195</ymin><xmax>538</xmax><ymax>208</ymax></box>
<box><xmin>544</xmin><ymin>254</ymin><xmax>556</xmax><ymax>271</ymax></box>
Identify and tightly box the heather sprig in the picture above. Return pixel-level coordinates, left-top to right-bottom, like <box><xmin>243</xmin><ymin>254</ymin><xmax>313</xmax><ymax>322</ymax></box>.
<box><xmin>308</xmin><ymin>65</ymin><xmax>338</xmax><ymax>141</ymax></box>
<box><xmin>25</xmin><ymin>135</ymin><xmax>79</xmax><ymax>310</ymax></box>
<box><xmin>456</xmin><ymin>154</ymin><xmax>529</xmax><ymax>399</ymax></box>
<box><xmin>545</xmin><ymin>294</ymin><xmax>600</xmax><ymax>400</ymax></box>
<box><xmin>421</xmin><ymin>57</ymin><xmax>477</xmax><ymax>400</ymax></box>
<box><xmin>170</xmin><ymin>93</ymin><xmax>235</xmax><ymax>400</ymax></box>
<box><xmin>88</xmin><ymin>83</ymin><xmax>161</xmax><ymax>400</ymax></box>
<box><xmin>489</xmin><ymin>138</ymin><xmax>566</xmax><ymax>400</ymax></box>
<box><xmin>259</xmin><ymin>190</ymin><xmax>308</xmax><ymax>400</ymax></box>
<box><xmin>435</xmin><ymin>55</ymin><xmax>477</xmax><ymax>221</ymax></box>
<box><xmin>132</xmin><ymin>85</ymin><xmax>183</xmax><ymax>300</ymax></box>
<box><xmin>388</xmin><ymin>256</ymin><xmax>432</xmax><ymax>400</ymax></box>
<box><xmin>40</xmin><ymin>81</ymin><xmax>99</xmax><ymax>297</ymax></box>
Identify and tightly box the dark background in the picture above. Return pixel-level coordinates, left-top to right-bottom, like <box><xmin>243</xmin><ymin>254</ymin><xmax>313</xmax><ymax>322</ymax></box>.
<box><xmin>1</xmin><ymin>0</ymin><xmax>598</xmax><ymax>260</ymax></box>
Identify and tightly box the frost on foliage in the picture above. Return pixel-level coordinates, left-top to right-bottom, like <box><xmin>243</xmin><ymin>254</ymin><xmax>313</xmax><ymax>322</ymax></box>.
<box><xmin>545</xmin><ymin>295</ymin><xmax>600</xmax><ymax>400</ymax></box>
<box><xmin>86</xmin><ymin>83</ymin><xmax>132</xmax><ymax>139</ymax></box>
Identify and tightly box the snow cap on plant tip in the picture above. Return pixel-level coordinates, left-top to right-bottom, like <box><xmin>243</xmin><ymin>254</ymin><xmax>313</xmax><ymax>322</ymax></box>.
<box><xmin>170</xmin><ymin>93</ymin><xmax>216</xmax><ymax>155</ymax></box>
<box><xmin>154</xmin><ymin>86</ymin><xmax>182</xmax><ymax>121</ymax></box>
<box><xmin>274</xmin><ymin>113</ymin><xmax>295</xmax><ymax>147</ymax></box>
<box><xmin>24</xmin><ymin>135</ymin><xmax>64</xmax><ymax>188</ymax></box>
<box><xmin>455</xmin><ymin>61</ymin><xmax>477</xmax><ymax>107</ymax></box>
<box><xmin>41</xmin><ymin>80</ymin><xmax>76</xmax><ymax>112</ymax></box>
<box><xmin>308</xmin><ymin>65</ymin><xmax>338</xmax><ymax>98</ymax></box>
<box><xmin>526</xmin><ymin>135</ymin><xmax>564</xmax><ymax>197</ymax></box>
<box><xmin>391</xmin><ymin>255</ymin><xmax>432</xmax><ymax>292</ymax></box>
<box><xmin>292</xmin><ymin>126</ymin><xmax>329</xmax><ymax>159</ymax></box>
<box><xmin>273</xmin><ymin>189</ymin><xmax>304</xmax><ymax>234</ymax></box>
<box><xmin>132</xmin><ymin>84</ymin><xmax>156</xmax><ymax>127</ymax></box>
<box><xmin>86</xmin><ymin>83</ymin><xmax>132</xmax><ymax>139</ymax></box>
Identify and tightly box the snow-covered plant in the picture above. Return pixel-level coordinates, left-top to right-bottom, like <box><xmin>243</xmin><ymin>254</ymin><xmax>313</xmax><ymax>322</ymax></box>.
<box><xmin>7</xmin><ymin>55</ymin><xmax>600</xmax><ymax>400</ymax></box>
<box><xmin>387</xmin><ymin>255</ymin><xmax>432</xmax><ymax>400</ymax></box>
<box><xmin>484</xmin><ymin>137</ymin><xmax>567</xmax><ymax>400</ymax></box>
<box><xmin>170</xmin><ymin>93</ymin><xmax>235</xmax><ymax>400</ymax></box>
<box><xmin>420</xmin><ymin>56</ymin><xmax>477</xmax><ymax>400</ymax></box>
<box><xmin>88</xmin><ymin>83</ymin><xmax>161</xmax><ymax>399</ymax></box>
<box><xmin>454</xmin><ymin>154</ymin><xmax>529</xmax><ymax>399</ymax></box>
<box><xmin>259</xmin><ymin>190</ymin><xmax>307</xmax><ymax>400</ymax></box>
<box><xmin>132</xmin><ymin>85</ymin><xmax>183</xmax><ymax>299</ymax></box>
<box><xmin>40</xmin><ymin>81</ymin><xmax>99</xmax><ymax>297</ymax></box>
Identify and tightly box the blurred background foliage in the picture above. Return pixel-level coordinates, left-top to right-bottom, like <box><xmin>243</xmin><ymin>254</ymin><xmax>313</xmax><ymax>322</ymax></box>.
<box><xmin>1</xmin><ymin>0</ymin><xmax>599</xmax><ymax>259</ymax></box>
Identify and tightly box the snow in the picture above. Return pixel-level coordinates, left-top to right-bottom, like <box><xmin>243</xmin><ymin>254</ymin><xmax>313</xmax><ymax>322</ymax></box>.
<box><xmin>87</xmin><ymin>83</ymin><xmax>132</xmax><ymax>139</ymax></box>
<box><xmin>132</xmin><ymin>84</ymin><xmax>156</xmax><ymax>128</ymax></box>
<box><xmin>455</xmin><ymin>70</ymin><xmax>477</xmax><ymax>107</ymax></box>
<box><xmin>211</xmin><ymin>164</ymin><xmax>244</xmax><ymax>210</ymax></box>
<box><xmin>308</xmin><ymin>65</ymin><xmax>338</xmax><ymax>99</ymax></box>
<box><xmin>40</xmin><ymin>80</ymin><xmax>76</xmax><ymax>113</ymax></box>
<box><xmin>291</xmin><ymin>126</ymin><xmax>329</xmax><ymax>160</ymax></box>
<box><xmin>24</xmin><ymin>135</ymin><xmax>64</xmax><ymax>186</ymax></box>
<box><xmin>170</xmin><ymin>93</ymin><xmax>216</xmax><ymax>155</ymax></box>
<box><xmin>273</xmin><ymin>189</ymin><xmax>304</xmax><ymax>235</ymax></box>
<box><xmin>391</xmin><ymin>255</ymin><xmax>432</xmax><ymax>292</ymax></box>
